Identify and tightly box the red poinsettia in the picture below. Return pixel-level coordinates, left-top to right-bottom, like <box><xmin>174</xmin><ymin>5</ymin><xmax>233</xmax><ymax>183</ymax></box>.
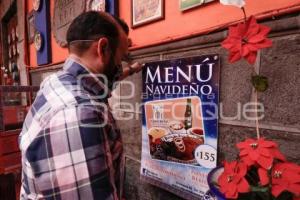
<box><xmin>222</xmin><ymin>16</ymin><xmax>272</xmax><ymax>64</ymax></box>
<box><xmin>237</xmin><ymin>138</ymin><xmax>286</xmax><ymax>169</ymax></box>
<box><xmin>218</xmin><ymin>161</ymin><xmax>250</xmax><ymax>199</ymax></box>
<box><xmin>271</xmin><ymin>162</ymin><xmax>300</xmax><ymax>197</ymax></box>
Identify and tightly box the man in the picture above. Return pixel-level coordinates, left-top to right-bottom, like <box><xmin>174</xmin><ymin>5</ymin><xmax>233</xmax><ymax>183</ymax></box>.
<box><xmin>19</xmin><ymin>11</ymin><xmax>141</xmax><ymax>200</ymax></box>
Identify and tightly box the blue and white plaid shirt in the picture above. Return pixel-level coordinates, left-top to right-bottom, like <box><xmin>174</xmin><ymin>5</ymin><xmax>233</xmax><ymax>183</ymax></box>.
<box><xmin>19</xmin><ymin>58</ymin><xmax>124</xmax><ymax>200</ymax></box>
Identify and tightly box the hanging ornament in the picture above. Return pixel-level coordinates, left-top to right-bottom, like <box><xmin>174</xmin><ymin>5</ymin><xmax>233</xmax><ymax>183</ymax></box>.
<box><xmin>15</xmin><ymin>28</ymin><xmax>19</xmax><ymax>39</ymax></box>
<box><xmin>86</xmin><ymin>0</ymin><xmax>106</xmax><ymax>12</ymax></box>
<box><xmin>33</xmin><ymin>0</ymin><xmax>41</xmax><ymax>11</ymax></box>
<box><xmin>13</xmin><ymin>45</ymin><xmax>16</xmax><ymax>56</ymax></box>
<box><xmin>34</xmin><ymin>31</ymin><xmax>43</xmax><ymax>51</ymax></box>
<box><xmin>220</xmin><ymin>0</ymin><xmax>245</xmax><ymax>8</ymax></box>
<box><xmin>12</xmin><ymin>28</ymin><xmax>16</xmax><ymax>41</ymax></box>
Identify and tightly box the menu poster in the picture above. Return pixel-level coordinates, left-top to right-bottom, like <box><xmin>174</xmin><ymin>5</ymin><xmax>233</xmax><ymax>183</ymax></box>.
<box><xmin>141</xmin><ymin>55</ymin><xmax>220</xmax><ymax>199</ymax></box>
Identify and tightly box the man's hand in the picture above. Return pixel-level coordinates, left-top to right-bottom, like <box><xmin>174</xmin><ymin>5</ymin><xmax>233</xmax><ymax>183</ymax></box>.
<box><xmin>119</xmin><ymin>62</ymin><xmax>145</xmax><ymax>80</ymax></box>
<box><xmin>129</xmin><ymin>62</ymin><xmax>145</xmax><ymax>74</ymax></box>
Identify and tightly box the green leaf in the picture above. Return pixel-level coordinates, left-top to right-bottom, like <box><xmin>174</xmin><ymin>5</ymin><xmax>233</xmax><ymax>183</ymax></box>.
<box><xmin>251</xmin><ymin>75</ymin><xmax>269</xmax><ymax>92</ymax></box>
<box><xmin>250</xmin><ymin>186</ymin><xmax>269</xmax><ymax>193</ymax></box>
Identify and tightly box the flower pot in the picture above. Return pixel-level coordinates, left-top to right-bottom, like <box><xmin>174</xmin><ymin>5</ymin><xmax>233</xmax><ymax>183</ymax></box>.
<box><xmin>207</xmin><ymin>166</ymin><xmax>226</xmax><ymax>200</ymax></box>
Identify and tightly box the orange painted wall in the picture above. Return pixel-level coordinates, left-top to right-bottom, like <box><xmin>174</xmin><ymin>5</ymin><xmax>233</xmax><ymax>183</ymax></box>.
<box><xmin>121</xmin><ymin>0</ymin><xmax>300</xmax><ymax>49</ymax></box>
<box><xmin>27</xmin><ymin>0</ymin><xmax>300</xmax><ymax>67</ymax></box>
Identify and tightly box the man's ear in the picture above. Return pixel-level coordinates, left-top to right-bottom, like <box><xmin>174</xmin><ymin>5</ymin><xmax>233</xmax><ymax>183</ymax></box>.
<box><xmin>97</xmin><ymin>37</ymin><xmax>109</xmax><ymax>57</ymax></box>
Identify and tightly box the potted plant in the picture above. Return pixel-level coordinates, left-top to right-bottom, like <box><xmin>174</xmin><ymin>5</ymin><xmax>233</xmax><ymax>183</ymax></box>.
<box><xmin>207</xmin><ymin>1</ymin><xmax>300</xmax><ymax>200</ymax></box>
<box><xmin>208</xmin><ymin>138</ymin><xmax>300</xmax><ymax>200</ymax></box>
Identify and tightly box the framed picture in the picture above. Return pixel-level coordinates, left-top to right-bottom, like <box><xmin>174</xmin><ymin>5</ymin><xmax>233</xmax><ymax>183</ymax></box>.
<box><xmin>179</xmin><ymin>0</ymin><xmax>213</xmax><ymax>11</ymax></box>
<box><xmin>26</xmin><ymin>10</ymin><xmax>35</xmax><ymax>44</ymax></box>
<box><xmin>131</xmin><ymin>0</ymin><xmax>164</xmax><ymax>28</ymax></box>
<box><xmin>86</xmin><ymin>0</ymin><xmax>106</xmax><ymax>12</ymax></box>
<box><xmin>86</xmin><ymin>0</ymin><xmax>119</xmax><ymax>16</ymax></box>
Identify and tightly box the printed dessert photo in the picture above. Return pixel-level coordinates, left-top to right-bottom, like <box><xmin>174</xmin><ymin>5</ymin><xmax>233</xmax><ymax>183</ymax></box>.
<box><xmin>145</xmin><ymin>97</ymin><xmax>205</xmax><ymax>165</ymax></box>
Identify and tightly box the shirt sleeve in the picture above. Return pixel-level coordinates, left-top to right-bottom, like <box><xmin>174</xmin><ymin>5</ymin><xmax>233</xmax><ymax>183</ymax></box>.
<box><xmin>24</xmin><ymin>104</ymin><xmax>118</xmax><ymax>200</ymax></box>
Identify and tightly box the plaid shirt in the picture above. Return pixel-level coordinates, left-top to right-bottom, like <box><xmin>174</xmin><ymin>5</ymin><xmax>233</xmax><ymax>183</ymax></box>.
<box><xmin>19</xmin><ymin>58</ymin><xmax>124</xmax><ymax>200</ymax></box>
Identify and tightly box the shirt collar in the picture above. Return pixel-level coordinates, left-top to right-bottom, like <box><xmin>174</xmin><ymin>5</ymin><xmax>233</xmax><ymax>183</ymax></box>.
<box><xmin>63</xmin><ymin>57</ymin><xmax>112</xmax><ymax>99</ymax></box>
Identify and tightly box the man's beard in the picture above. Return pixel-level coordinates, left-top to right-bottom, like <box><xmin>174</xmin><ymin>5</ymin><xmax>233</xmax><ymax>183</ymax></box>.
<box><xmin>103</xmin><ymin>58</ymin><xmax>122</xmax><ymax>91</ymax></box>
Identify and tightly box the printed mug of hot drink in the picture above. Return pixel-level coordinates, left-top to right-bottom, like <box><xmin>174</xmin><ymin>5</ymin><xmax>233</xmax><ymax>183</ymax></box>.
<box><xmin>188</xmin><ymin>127</ymin><xmax>205</xmax><ymax>144</ymax></box>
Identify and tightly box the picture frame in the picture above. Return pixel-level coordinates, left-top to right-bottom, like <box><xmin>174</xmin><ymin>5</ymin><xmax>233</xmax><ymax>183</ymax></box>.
<box><xmin>131</xmin><ymin>0</ymin><xmax>164</xmax><ymax>28</ymax></box>
<box><xmin>26</xmin><ymin>10</ymin><xmax>35</xmax><ymax>44</ymax></box>
<box><xmin>86</xmin><ymin>0</ymin><xmax>119</xmax><ymax>16</ymax></box>
<box><xmin>179</xmin><ymin>0</ymin><xmax>214</xmax><ymax>11</ymax></box>
<box><xmin>86</xmin><ymin>0</ymin><xmax>106</xmax><ymax>12</ymax></box>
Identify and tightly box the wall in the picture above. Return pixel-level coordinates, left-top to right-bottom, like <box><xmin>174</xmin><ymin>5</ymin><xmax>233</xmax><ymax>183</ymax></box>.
<box><xmin>19</xmin><ymin>1</ymin><xmax>300</xmax><ymax>199</ymax></box>
<box><xmin>117</xmin><ymin>14</ymin><xmax>300</xmax><ymax>199</ymax></box>
<box><xmin>26</xmin><ymin>0</ymin><xmax>300</xmax><ymax>67</ymax></box>
<box><xmin>120</xmin><ymin>0</ymin><xmax>300</xmax><ymax>49</ymax></box>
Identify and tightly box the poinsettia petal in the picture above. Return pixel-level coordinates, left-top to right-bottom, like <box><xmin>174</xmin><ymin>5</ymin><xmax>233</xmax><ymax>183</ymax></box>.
<box><xmin>237</xmin><ymin>139</ymin><xmax>256</xmax><ymax>149</ymax></box>
<box><xmin>236</xmin><ymin>141</ymin><xmax>247</xmax><ymax>149</ymax></box>
<box><xmin>259</xmin><ymin>25</ymin><xmax>271</xmax><ymax>37</ymax></box>
<box><xmin>286</xmin><ymin>173</ymin><xmax>300</xmax><ymax>184</ymax></box>
<box><xmin>284</xmin><ymin>170</ymin><xmax>300</xmax><ymax>180</ymax></box>
<box><xmin>245</xmin><ymin>16</ymin><xmax>259</xmax><ymax>38</ymax></box>
<box><xmin>257</xmin><ymin>155</ymin><xmax>273</xmax><ymax>169</ymax></box>
<box><xmin>220</xmin><ymin>184</ymin><xmax>228</xmax><ymax>194</ymax></box>
<box><xmin>259</xmin><ymin>139</ymin><xmax>277</xmax><ymax>147</ymax></box>
<box><xmin>247</xmin><ymin>44</ymin><xmax>259</xmax><ymax>52</ymax></box>
<box><xmin>223</xmin><ymin>161</ymin><xmax>233</xmax><ymax>173</ymax></box>
<box><xmin>249</xmin><ymin>150</ymin><xmax>260</xmax><ymax>161</ymax></box>
<box><xmin>218</xmin><ymin>173</ymin><xmax>229</xmax><ymax>186</ymax></box>
<box><xmin>254</xmin><ymin>39</ymin><xmax>273</xmax><ymax>49</ymax></box>
<box><xmin>272</xmin><ymin>149</ymin><xmax>286</xmax><ymax>161</ymax></box>
<box><xmin>222</xmin><ymin>38</ymin><xmax>236</xmax><ymax>49</ymax></box>
<box><xmin>259</xmin><ymin>148</ymin><xmax>271</xmax><ymax>157</ymax></box>
<box><xmin>283</xmin><ymin>163</ymin><xmax>300</xmax><ymax>172</ymax></box>
<box><xmin>236</xmin><ymin>22</ymin><xmax>247</xmax><ymax>37</ymax></box>
<box><xmin>272</xmin><ymin>185</ymin><xmax>286</xmax><ymax>197</ymax></box>
<box><xmin>245</xmin><ymin>51</ymin><xmax>257</xmax><ymax>64</ymax></box>
<box><xmin>240</xmin><ymin>149</ymin><xmax>248</xmax><ymax>156</ymax></box>
<box><xmin>242</xmin><ymin>45</ymin><xmax>251</xmax><ymax>57</ymax></box>
<box><xmin>288</xmin><ymin>184</ymin><xmax>300</xmax><ymax>196</ymax></box>
<box><xmin>237</xmin><ymin>178</ymin><xmax>250</xmax><ymax>193</ymax></box>
<box><xmin>226</xmin><ymin>185</ymin><xmax>239</xmax><ymax>199</ymax></box>
<box><xmin>229</xmin><ymin>43</ymin><xmax>242</xmax><ymax>53</ymax></box>
<box><xmin>258</xmin><ymin>168</ymin><xmax>269</xmax><ymax>185</ymax></box>
<box><xmin>229</xmin><ymin>52</ymin><xmax>242</xmax><ymax>63</ymax></box>
<box><xmin>228</xmin><ymin>26</ymin><xmax>238</xmax><ymax>37</ymax></box>
<box><xmin>248</xmin><ymin>34</ymin><xmax>266</xmax><ymax>43</ymax></box>
<box><xmin>272</xmin><ymin>178</ymin><xmax>284</xmax><ymax>185</ymax></box>
<box><xmin>238</xmin><ymin>162</ymin><xmax>248</xmax><ymax>176</ymax></box>
<box><xmin>240</xmin><ymin>155</ymin><xmax>255</xmax><ymax>167</ymax></box>
<box><xmin>230</xmin><ymin>161</ymin><xmax>238</xmax><ymax>168</ymax></box>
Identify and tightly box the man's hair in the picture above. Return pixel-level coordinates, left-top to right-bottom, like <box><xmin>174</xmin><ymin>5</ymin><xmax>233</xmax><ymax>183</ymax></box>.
<box><xmin>113</xmin><ymin>16</ymin><xmax>129</xmax><ymax>35</ymax></box>
<box><xmin>66</xmin><ymin>11</ymin><xmax>119</xmax><ymax>55</ymax></box>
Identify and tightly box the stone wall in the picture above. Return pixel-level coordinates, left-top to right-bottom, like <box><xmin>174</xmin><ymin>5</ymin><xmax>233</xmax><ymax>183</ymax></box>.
<box><xmin>114</xmin><ymin>14</ymin><xmax>300</xmax><ymax>200</ymax></box>
<box><xmin>27</xmin><ymin>13</ymin><xmax>300</xmax><ymax>200</ymax></box>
